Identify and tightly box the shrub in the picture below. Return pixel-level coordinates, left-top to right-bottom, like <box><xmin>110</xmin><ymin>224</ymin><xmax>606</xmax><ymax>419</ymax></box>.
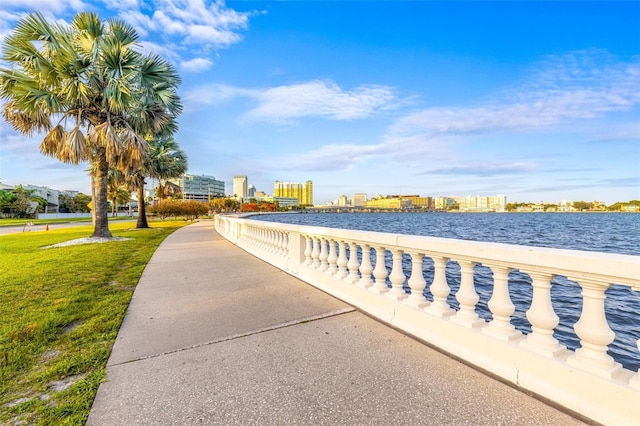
<box><xmin>148</xmin><ymin>200</ymin><xmax>209</xmax><ymax>221</ymax></box>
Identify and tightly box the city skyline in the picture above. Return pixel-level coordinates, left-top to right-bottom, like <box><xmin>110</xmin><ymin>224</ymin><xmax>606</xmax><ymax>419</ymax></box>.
<box><xmin>1</xmin><ymin>1</ymin><xmax>639</xmax><ymax>205</ymax></box>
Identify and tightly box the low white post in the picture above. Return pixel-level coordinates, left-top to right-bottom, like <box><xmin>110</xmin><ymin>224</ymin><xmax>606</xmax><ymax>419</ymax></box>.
<box><xmin>520</xmin><ymin>271</ymin><xmax>566</xmax><ymax>358</ymax></box>
<box><xmin>347</xmin><ymin>242</ymin><xmax>360</xmax><ymax>283</ymax></box>
<box><xmin>630</xmin><ymin>339</ymin><xmax>640</xmax><ymax>389</ymax></box>
<box><xmin>357</xmin><ymin>244</ymin><xmax>374</xmax><ymax>289</ymax></box>
<box><xmin>372</xmin><ymin>246</ymin><xmax>389</xmax><ymax>294</ymax></box>
<box><xmin>319</xmin><ymin>237</ymin><xmax>329</xmax><ymax>272</ymax></box>
<box><xmin>327</xmin><ymin>239</ymin><xmax>338</xmax><ymax>275</ymax></box>
<box><xmin>303</xmin><ymin>235</ymin><xmax>312</xmax><ymax>265</ymax></box>
<box><xmin>311</xmin><ymin>236</ymin><xmax>321</xmax><ymax>269</ymax></box>
<box><xmin>406</xmin><ymin>252</ymin><xmax>428</xmax><ymax>308</ymax></box>
<box><xmin>425</xmin><ymin>256</ymin><xmax>454</xmax><ymax>317</ymax></box>
<box><xmin>337</xmin><ymin>240</ymin><xmax>349</xmax><ymax>279</ymax></box>
<box><xmin>452</xmin><ymin>260</ymin><xmax>484</xmax><ymax>328</ymax></box>
<box><xmin>387</xmin><ymin>249</ymin><xmax>407</xmax><ymax>301</ymax></box>
<box><xmin>567</xmin><ymin>279</ymin><xmax>622</xmax><ymax>378</ymax></box>
<box><xmin>483</xmin><ymin>265</ymin><xmax>521</xmax><ymax>341</ymax></box>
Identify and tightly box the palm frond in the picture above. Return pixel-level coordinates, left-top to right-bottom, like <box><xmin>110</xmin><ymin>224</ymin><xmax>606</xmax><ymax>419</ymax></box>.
<box><xmin>40</xmin><ymin>124</ymin><xmax>64</xmax><ymax>156</ymax></box>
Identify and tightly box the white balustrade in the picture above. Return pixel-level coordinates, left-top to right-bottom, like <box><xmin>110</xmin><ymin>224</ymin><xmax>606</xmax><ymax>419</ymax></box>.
<box><xmin>406</xmin><ymin>252</ymin><xmax>428</xmax><ymax>308</ymax></box>
<box><xmin>347</xmin><ymin>242</ymin><xmax>360</xmax><ymax>283</ymax></box>
<box><xmin>387</xmin><ymin>249</ymin><xmax>407</xmax><ymax>301</ymax></box>
<box><xmin>567</xmin><ymin>279</ymin><xmax>622</xmax><ymax>378</ymax></box>
<box><xmin>327</xmin><ymin>239</ymin><xmax>338</xmax><ymax>275</ymax></box>
<box><xmin>451</xmin><ymin>260</ymin><xmax>483</xmax><ymax>328</ymax></box>
<box><xmin>311</xmin><ymin>236</ymin><xmax>321</xmax><ymax>269</ymax></box>
<box><xmin>520</xmin><ymin>271</ymin><xmax>565</xmax><ymax>358</ymax></box>
<box><xmin>215</xmin><ymin>214</ymin><xmax>640</xmax><ymax>426</ymax></box>
<box><xmin>482</xmin><ymin>265</ymin><xmax>521</xmax><ymax>341</ymax></box>
<box><xmin>337</xmin><ymin>241</ymin><xmax>349</xmax><ymax>279</ymax></box>
<box><xmin>319</xmin><ymin>237</ymin><xmax>329</xmax><ymax>272</ymax></box>
<box><xmin>357</xmin><ymin>244</ymin><xmax>374</xmax><ymax>288</ymax></box>
<box><xmin>425</xmin><ymin>256</ymin><xmax>454</xmax><ymax>317</ymax></box>
<box><xmin>372</xmin><ymin>246</ymin><xmax>389</xmax><ymax>294</ymax></box>
<box><xmin>304</xmin><ymin>235</ymin><xmax>312</xmax><ymax>265</ymax></box>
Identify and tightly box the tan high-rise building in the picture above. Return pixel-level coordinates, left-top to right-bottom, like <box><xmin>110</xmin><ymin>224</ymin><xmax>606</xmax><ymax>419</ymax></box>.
<box><xmin>233</xmin><ymin>175</ymin><xmax>248</xmax><ymax>200</ymax></box>
<box><xmin>274</xmin><ymin>180</ymin><xmax>313</xmax><ymax>206</ymax></box>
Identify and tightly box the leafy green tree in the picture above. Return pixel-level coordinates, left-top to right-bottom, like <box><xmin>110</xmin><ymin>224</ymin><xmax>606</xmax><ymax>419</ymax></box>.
<box><xmin>572</xmin><ymin>201</ymin><xmax>593</xmax><ymax>211</ymax></box>
<box><xmin>0</xmin><ymin>12</ymin><xmax>181</xmax><ymax>237</ymax></box>
<box><xmin>0</xmin><ymin>190</ymin><xmax>17</xmax><ymax>213</ymax></box>
<box><xmin>74</xmin><ymin>193</ymin><xmax>92</xmax><ymax>213</ymax></box>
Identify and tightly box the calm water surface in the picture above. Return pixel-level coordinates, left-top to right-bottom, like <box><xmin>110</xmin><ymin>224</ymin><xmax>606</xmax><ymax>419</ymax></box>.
<box><xmin>256</xmin><ymin>212</ymin><xmax>640</xmax><ymax>371</ymax></box>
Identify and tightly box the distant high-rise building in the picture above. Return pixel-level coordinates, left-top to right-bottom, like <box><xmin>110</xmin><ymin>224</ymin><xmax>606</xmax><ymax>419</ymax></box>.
<box><xmin>247</xmin><ymin>184</ymin><xmax>256</xmax><ymax>198</ymax></box>
<box><xmin>452</xmin><ymin>195</ymin><xmax>507</xmax><ymax>212</ymax></box>
<box><xmin>337</xmin><ymin>195</ymin><xmax>348</xmax><ymax>206</ymax></box>
<box><xmin>168</xmin><ymin>174</ymin><xmax>224</xmax><ymax>201</ymax></box>
<box><xmin>352</xmin><ymin>193</ymin><xmax>368</xmax><ymax>207</ymax></box>
<box><xmin>233</xmin><ymin>175</ymin><xmax>248</xmax><ymax>200</ymax></box>
<box><xmin>274</xmin><ymin>180</ymin><xmax>313</xmax><ymax>206</ymax></box>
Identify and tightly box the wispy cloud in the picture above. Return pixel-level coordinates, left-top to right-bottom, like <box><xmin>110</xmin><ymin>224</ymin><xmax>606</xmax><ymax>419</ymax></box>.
<box><xmin>244</xmin><ymin>80</ymin><xmax>399</xmax><ymax>123</ymax></box>
<box><xmin>184</xmin><ymin>80</ymin><xmax>400</xmax><ymax>123</ymax></box>
<box><xmin>273</xmin><ymin>143</ymin><xmax>386</xmax><ymax>172</ymax></box>
<box><xmin>389</xmin><ymin>50</ymin><xmax>640</xmax><ymax>139</ymax></box>
<box><xmin>180</xmin><ymin>57</ymin><xmax>214</xmax><ymax>72</ymax></box>
<box><xmin>424</xmin><ymin>162</ymin><xmax>540</xmax><ymax>177</ymax></box>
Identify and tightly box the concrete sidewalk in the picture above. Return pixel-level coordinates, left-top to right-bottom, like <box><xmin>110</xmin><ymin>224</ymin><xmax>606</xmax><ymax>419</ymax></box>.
<box><xmin>87</xmin><ymin>220</ymin><xmax>584</xmax><ymax>425</ymax></box>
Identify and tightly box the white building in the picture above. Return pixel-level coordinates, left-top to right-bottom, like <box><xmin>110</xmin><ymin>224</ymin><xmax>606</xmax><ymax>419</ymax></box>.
<box><xmin>233</xmin><ymin>175</ymin><xmax>248</xmax><ymax>200</ymax></box>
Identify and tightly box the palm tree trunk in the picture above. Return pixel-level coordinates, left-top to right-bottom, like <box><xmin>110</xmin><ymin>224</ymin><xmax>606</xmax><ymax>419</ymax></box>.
<box><xmin>136</xmin><ymin>181</ymin><xmax>149</xmax><ymax>228</ymax></box>
<box><xmin>92</xmin><ymin>152</ymin><xmax>113</xmax><ymax>238</ymax></box>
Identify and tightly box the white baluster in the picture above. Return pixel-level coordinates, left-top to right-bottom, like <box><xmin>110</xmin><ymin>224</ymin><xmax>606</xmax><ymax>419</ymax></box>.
<box><xmin>372</xmin><ymin>246</ymin><xmax>389</xmax><ymax>294</ymax></box>
<box><xmin>337</xmin><ymin>241</ymin><xmax>349</xmax><ymax>279</ymax></box>
<box><xmin>273</xmin><ymin>230</ymin><xmax>281</xmax><ymax>254</ymax></box>
<box><xmin>452</xmin><ymin>260</ymin><xmax>484</xmax><ymax>328</ymax></box>
<box><xmin>347</xmin><ymin>242</ymin><xmax>360</xmax><ymax>283</ymax></box>
<box><xmin>311</xmin><ymin>236</ymin><xmax>321</xmax><ymax>269</ymax></box>
<box><xmin>357</xmin><ymin>244</ymin><xmax>374</xmax><ymax>289</ymax></box>
<box><xmin>482</xmin><ymin>265</ymin><xmax>522</xmax><ymax>341</ymax></box>
<box><xmin>520</xmin><ymin>271</ymin><xmax>566</xmax><ymax>358</ymax></box>
<box><xmin>406</xmin><ymin>252</ymin><xmax>428</xmax><ymax>308</ymax></box>
<box><xmin>280</xmin><ymin>231</ymin><xmax>288</xmax><ymax>256</ymax></box>
<box><xmin>425</xmin><ymin>256</ymin><xmax>454</xmax><ymax>317</ymax></box>
<box><xmin>327</xmin><ymin>239</ymin><xmax>338</xmax><ymax>275</ymax></box>
<box><xmin>567</xmin><ymin>279</ymin><xmax>623</xmax><ymax>378</ymax></box>
<box><xmin>319</xmin><ymin>238</ymin><xmax>329</xmax><ymax>272</ymax></box>
<box><xmin>630</xmin><ymin>339</ymin><xmax>640</xmax><ymax>389</ymax></box>
<box><xmin>304</xmin><ymin>235</ymin><xmax>312</xmax><ymax>265</ymax></box>
<box><xmin>387</xmin><ymin>249</ymin><xmax>407</xmax><ymax>301</ymax></box>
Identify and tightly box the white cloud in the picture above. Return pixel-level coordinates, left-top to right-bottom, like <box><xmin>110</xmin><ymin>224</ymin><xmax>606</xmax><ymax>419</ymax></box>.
<box><xmin>180</xmin><ymin>57</ymin><xmax>213</xmax><ymax>72</ymax></box>
<box><xmin>244</xmin><ymin>80</ymin><xmax>398</xmax><ymax>123</ymax></box>
<box><xmin>182</xmin><ymin>83</ymin><xmax>256</xmax><ymax>109</ymax></box>
<box><xmin>183</xmin><ymin>80</ymin><xmax>400</xmax><ymax>122</ymax></box>
<box><xmin>0</xmin><ymin>0</ymin><xmax>88</xmax><ymax>13</ymax></box>
<box><xmin>390</xmin><ymin>51</ymin><xmax>640</xmax><ymax>140</ymax></box>
<box><xmin>274</xmin><ymin>143</ymin><xmax>386</xmax><ymax>172</ymax></box>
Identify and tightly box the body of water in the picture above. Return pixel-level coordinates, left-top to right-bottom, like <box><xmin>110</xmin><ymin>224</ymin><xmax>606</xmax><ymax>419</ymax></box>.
<box><xmin>255</xmin><ymin>212</ymin><xmax>640</xmax><ymax>371</ymax></box>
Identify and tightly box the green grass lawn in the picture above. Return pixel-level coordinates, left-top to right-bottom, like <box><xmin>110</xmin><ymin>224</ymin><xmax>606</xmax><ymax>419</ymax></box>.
<box><xmin>0</xmin><ymin>220</ymin><xmax>189</xmax><ymax>425</ymax></box>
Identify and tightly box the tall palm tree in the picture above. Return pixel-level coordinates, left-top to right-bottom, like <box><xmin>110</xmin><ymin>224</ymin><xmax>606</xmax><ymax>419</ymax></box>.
<box><xmin>0</xmin><ymin>12</ymin><xmax>181</xmax><ymax>238</ymax></box>
<box><xmin>134</xmin><ymin>134</ymin><xmax>188</xmax><ymax>228</ymax></box>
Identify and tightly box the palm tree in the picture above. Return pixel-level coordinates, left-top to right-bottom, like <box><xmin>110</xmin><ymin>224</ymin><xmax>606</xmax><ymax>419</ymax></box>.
<box><xmin>0</xmin><ymin>12</ymin><xmax>181</xmax><ymax>238</ymax></box>
<box><xmin>118</xmin><ymin>129</ymin><xmax>188</xmax><ymax>228</ymax></box>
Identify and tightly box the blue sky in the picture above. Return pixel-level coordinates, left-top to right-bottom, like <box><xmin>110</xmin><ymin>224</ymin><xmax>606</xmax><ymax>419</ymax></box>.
<box><xmin>1</xmin><ymin>1</ymin><xmax>639</xmax><ymax>205</ymax></box>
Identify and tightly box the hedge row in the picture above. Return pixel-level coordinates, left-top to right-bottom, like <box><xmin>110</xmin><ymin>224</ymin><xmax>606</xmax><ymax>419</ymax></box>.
<box><xmin>147</xmin><ymin>200</ymin><xmax>209</xmax><ymax>221</ymax></box>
